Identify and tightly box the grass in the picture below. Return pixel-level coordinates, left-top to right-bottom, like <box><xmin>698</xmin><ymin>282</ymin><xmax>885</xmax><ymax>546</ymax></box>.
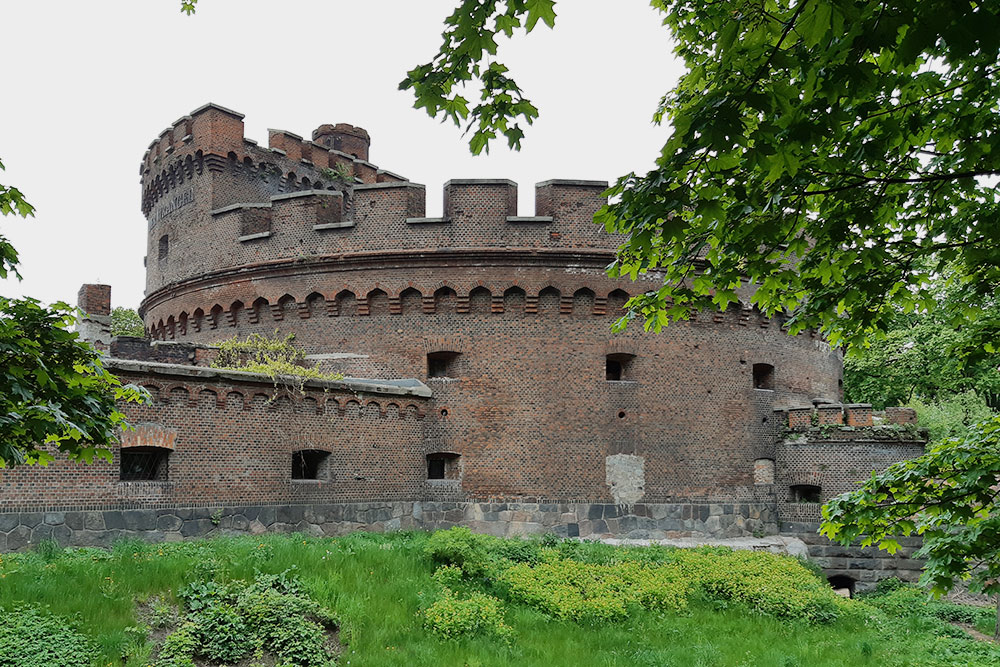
<box><xmin>0</xmin><ymin>531</ymin><xmax>997</xmax><ymax>666</ymax></box>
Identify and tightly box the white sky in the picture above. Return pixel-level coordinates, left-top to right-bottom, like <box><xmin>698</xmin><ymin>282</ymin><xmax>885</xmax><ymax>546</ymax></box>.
<box><xmin>0</xmin><ymin>1</ymin><xmax>680</xmax><ymax>310</ymax></box>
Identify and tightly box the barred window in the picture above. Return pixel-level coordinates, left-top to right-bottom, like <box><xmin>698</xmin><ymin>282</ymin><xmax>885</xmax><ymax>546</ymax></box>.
<box><xmin>120</xmin><ymin>447</ymin><xmax>169</xmax><ymax>481</ymax></box>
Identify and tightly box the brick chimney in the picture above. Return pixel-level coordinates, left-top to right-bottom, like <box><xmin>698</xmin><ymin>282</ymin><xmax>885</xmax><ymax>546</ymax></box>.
<box><xmin>76</xmin><ymin>284</ymin><xmax>112</xmax><ymax>351</ymax></box>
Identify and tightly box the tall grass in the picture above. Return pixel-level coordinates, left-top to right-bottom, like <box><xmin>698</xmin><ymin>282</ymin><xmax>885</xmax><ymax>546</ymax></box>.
<box><xmin>0</xmin><ymin>532</ymin><xmax>995</xmax><ymax>666</ymax></box>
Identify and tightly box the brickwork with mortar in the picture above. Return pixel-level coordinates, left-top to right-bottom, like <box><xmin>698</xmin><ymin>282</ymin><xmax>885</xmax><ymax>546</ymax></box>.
<box><xmin>0</xmin><ymin>104</ymin><xmax>928</xmax><ymax>588</ymax></box>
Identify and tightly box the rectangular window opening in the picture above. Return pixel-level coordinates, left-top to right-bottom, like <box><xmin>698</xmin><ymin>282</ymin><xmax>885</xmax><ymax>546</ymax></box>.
<box><xmin>292</xmin><ymin>450</ymin><xmax>330</xmax><ymax>480</ymax></box>
<box><xmin>427</xmin><ymin>351</ymin><xmax>460</xmax><ymax>379</ymax></box>
<box><xmin>120</xmin><ymin>448</ymin><xmax>169</xmax><ymax>481</ymax></box>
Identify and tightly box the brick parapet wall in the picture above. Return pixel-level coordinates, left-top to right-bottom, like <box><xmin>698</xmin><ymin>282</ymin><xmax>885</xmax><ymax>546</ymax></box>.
<box><xmin>141</xmin><ymin>104</ymin><xmax>618</xmax><ymax>295</ymax></box>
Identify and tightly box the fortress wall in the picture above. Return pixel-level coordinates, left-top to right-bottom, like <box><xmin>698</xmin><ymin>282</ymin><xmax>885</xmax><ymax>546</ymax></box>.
<box><xmin>140</xmin><ymin>106</ymin><xmax>621</xmax><ymax>293</ymax></box>
<box><xmin>0</xmin><ymin>367</ymin><xmax>429</xmax><ymax>513</ymax></box>
<box><xmin>140</xmin><ymin>263</ymin><xmax>842</xmax><ymax>504</ymax></box>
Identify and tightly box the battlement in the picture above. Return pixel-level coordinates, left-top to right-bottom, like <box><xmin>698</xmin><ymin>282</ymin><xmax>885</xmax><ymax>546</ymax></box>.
<box><xmin>140</xmin><ymin>103</ymin><xmax>399</xmax><ymax>217</ymax></box>
<box><xmin>140</xmin><ymin>106</ymin><xmax>615</xmax><ymax>291</ymax></box>
<box><xmin>205</xmin><ymin>178</ymin><xmax>610</xmax><ymax>246</ymax></box>
<box><xmin>779</xmin><ymin>403</ymin><xmax>926</xmax><ymax>439</ymax></box>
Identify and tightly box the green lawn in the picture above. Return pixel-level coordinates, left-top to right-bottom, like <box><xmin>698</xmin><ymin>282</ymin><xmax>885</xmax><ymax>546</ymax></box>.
<box><xmin>0</xmin><ymin>531</ymin><xmax>996</xmax><ymax>666</ymax></box>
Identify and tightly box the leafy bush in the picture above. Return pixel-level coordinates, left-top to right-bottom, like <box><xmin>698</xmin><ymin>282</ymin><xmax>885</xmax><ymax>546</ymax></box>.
<box><xmin>499</xmin><ymin>557</ymin><xmax>691</xmax><ymax>622</ymax></box>
<box><xmin>672</xmin><ymin>549</ymin><xmax>849</xmax><ymax>623</ymax></box>
<box><xmin>0</xmin><ymin>606</ymin><xmax>94</xmax><ymax>667</ymax></box>
<box><xmin>161</xmin><ymin>569</ymin><xmax>336</xmax><ymax>666</ymax></box>
<box><xmin>425</xmin><ymin>526</ymin><xmax>541</xmax><ymax>576</ymax></box>
<box><xmin>212</xmin><ymin>332</ymin><xmax>342</xmax><ymax>382</ymax></box>
<box><xmin>423</xmin><ymin>587</ymin><xmax>513</xmax><ymax>643</ymax></box>
<box><xmin>865</xmin><ymin>584</ymin><xmax>994</xmax><ymax>626</ymax></box>
<box><xmin>426</xmin><ymin>529</ymin><xmax>854</xmax><ymax>625</ymax></box>
<box><xmin>910</xmin><ymin>392</ymin><xmax>996</xmax><ymax>442</ymax></box>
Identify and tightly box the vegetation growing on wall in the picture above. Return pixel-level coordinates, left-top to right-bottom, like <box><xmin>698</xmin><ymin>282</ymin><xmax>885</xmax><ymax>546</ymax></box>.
<box><xmin>211</xmin><ymin>333</ymin><xmax>342</xmax><ymax>383</ymax></box>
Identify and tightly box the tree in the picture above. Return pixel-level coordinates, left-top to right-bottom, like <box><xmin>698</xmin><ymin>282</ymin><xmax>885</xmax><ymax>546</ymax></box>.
<box><xmin>111</xmin><ymin>307</ymin><xmax>146</xmax><ymax>338</ymax></box>
<box><xmin>396</xmin><ymin>0</ymin><xmax>1000</xmax><ymax>355</ymax></box>
<box><xmin>821</xmin><ymin>415</ymin><xmax>1000</xmax><ymax>637</ymax></box>
<box><xmin>843</xmin><ymin>273</ymin><xmax>1000</xmax><ymax>408</ymax></box>
<box><xmin>0</xmin><ymin>162</ymin><xmax>147</xmax><ymax>468</ymax></box>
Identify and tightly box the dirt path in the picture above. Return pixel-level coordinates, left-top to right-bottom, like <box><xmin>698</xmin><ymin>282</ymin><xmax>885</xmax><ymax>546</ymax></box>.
<box><xmin>953</xmin><ymin>622</ymin><xmax>995</xmax><ymax>643</ymax></box>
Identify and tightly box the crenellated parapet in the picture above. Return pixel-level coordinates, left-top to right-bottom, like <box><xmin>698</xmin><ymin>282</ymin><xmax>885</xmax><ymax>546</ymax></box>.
<box><xmin>140</xmin><ymin>103</ymin><xmax>398</xmax><ymax>220</ymax></box>
<box><xmin>140</xmin><ymin>104</ymin><xmax>617</xmax><ymax>301</ymax></box>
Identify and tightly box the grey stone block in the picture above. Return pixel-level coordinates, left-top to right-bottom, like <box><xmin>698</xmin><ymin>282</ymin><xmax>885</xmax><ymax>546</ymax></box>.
<box><xmin>44</xmin><ymin>512</ymin><xmax>65</xmax><ymax>526</ymax></box>
<box><xmin>63</xmin><ymin>512</ymin><xmax>84</xmax><ymax>531</ymax></box>
<box><xmin>20</xmin><ymin>513</ymin><xmax>43</xmax><ymax>528</ymax></box>
<box><xmin>277</xmin><ymin>505</ymin><xmax>305</xmax><ymax>524</ymax></box>
<box><xmin>84</xmin><ymin>512</ymin><xmax>105</xmax><ymax>531</ymax></box>
<box><xmin>257</xmin><ymin>506</ymin><xmax>277</xmax><ymax>526</ymax></box>
<box><xmin>123</xmin><ymin>510</ymin><xmax>156</xmax><ymax>532</ymax></box>
<box><xmin>103</xmin><ymin>511</ymin><xmax>125</xmax><ymax>530</ymax></box>
<box><xmin>180</xmin><ymin>519</ymin><xmax>214</xmax><ymax>537</ymax></box>
<box><xmin>7</xmin><ymin>525</ymin><xmax>32</xmax><ymax>550</ymax></box>
<box><xmin>567</xmin><ymin>523</ymin><xmax>580</xmax><ymax>537</ymax></box>
<box><xmin>52</xmin><ymin>524</ymin><xmax>72</xmax><ymax>544</ymax></box>
<box><xmin>156</xmin><ymin>515</ymin><xmax>183</xmax><ymax>532</ymax></box>
<box><xmin>0</xmin><ymin>514</ymin><xmax>18</xmax><ymax>533</ymax></box>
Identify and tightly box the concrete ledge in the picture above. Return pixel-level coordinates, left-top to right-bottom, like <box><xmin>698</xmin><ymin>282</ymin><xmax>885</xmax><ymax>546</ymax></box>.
<box><xmin>271</xmin><ymin>189</ymin><xmax>342</xmax><ymax>202</ymax></box>
<box><xmin>105</xmin><ymin>358</ymin><xmax>433</xmax><ymax>398</ymax></box>
<box><xmin>537</xmin><ymin>178</ymin><xmax>608</xmax><ymax>188</ymax></box>
<box><xmin>267</xmin><ymin>128</ymin><xmax>303</xmax><ymax>141</ymax></box>
<box><xmin>238</xmin><ymin>232</ymin><xmax>272</xmax><ymax>243</ymax></box>
<box><xmin>190</xmin><ymin>102</ymin><xmax>245</xmax><ymax>120</ymax></box>
<box><xmin>406</xmin><ymin>217</ymin><xmax>450</xmax><ymax>225</ymax></box>
<box><xmin>376</xmin><ymin>169</ymin><xmax>408</xmax><ymax>181</ymax></box>
<box><xmin>313</xmin><ymin>221</ymin><xmax>355</xmax><ymax>231</ymax></box>
<box><xmin>506</xmin><ymin>216</ymin><xmax>554</xmax><ymax>224</ymax></box>
<box><xmin>354</xmin><ymin>181</ymin><xmax>426</xmax><ymax>191</ymax></box>
<box><xmin>211</xmin><ymin>202</ymin><xmax>271</xmax><ymax>216</ymax></box>
<box><xmin>444</xmin><ymin>178</ymin><xmax>518</xmax><ymax>187</ymax></box>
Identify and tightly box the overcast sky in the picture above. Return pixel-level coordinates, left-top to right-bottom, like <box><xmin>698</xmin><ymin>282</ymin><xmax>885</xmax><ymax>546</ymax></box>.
<box><xmin>0</xmin><ymin>1</ymin><xmax>681</xmax><ymax>310</ymax></box>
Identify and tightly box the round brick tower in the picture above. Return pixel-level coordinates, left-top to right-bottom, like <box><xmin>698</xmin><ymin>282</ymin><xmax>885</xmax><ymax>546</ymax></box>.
<box><xmin>138</xmin><ymin>104</ymin><xmax>842</xmax><ymax>532</ymax></box>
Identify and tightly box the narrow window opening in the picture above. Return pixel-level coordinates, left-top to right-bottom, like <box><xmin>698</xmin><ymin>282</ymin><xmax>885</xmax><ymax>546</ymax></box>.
<box><xmin>158</xmin><ymin>235</ymin><xmax>169</xmax><ymax>261</ymax></box>
<box><xmin>790</xmin><ymin>484</ymin><xmax>821</xmax><ymax>503</ymax></box>
<box><xmin>427</xmin><ymin>351</ymin><xmax>460</xmax><ymax>378</ymax></box>
<box><xmin>120</xmin><ymin>447</ymin><xmax>169</xmax><ymax>481</ymax></box>
<box><xmin>753</xmin><ymin>363</ymin><xmax>775</xmax><ymax>390</ymax></box>
<box><xmin>292</xmin><ymin>449</ymin><xmax>330</xmax><ymax>480</ymax></box>
<box><xmin>426</xmin><ymin>452</ymin><xmax>461</xmax><ymax>480</ymax></box>
<box><xmin>427</xmin><ymin>458</ymin><xmax>446</xmax><ymax>480</ymax></box>
<box><xmin>606</xmin><ymin>353</ymin><xmax>635</xmax><ymax>381</ymax></box>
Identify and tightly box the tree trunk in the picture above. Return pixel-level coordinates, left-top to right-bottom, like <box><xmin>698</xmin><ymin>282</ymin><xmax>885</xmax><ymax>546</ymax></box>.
<box><xmin>994</xmin><ymin>594</ymin><xmax>1000</xmax><ymax>641</ymax></box>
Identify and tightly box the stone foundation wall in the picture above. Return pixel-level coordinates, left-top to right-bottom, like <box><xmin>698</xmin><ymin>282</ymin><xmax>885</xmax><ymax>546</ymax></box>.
<box><xmin>780</xmin><ymin>521</ymin><xmax>924</xmax><ymax>591</ymax></box>
<box><xmin>0</xmin><ymin>501</ymin><xmax>778</xmax><ymax>550</ymax></box>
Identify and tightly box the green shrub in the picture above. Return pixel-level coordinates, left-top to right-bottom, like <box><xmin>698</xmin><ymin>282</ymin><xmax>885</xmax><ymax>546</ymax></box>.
<box><xmin>499</xmin><ymin>558</ymin><xmax>691</xmax><ymax>622</ymax></box>
<box><xmin>445</xmin><ymin>536</ymin><xmax>856</xmax><ymax>625</ymax></box>
<box><xmin>160</xmin><ymin>569</ymin><xmax>336</xmax><ymax>666</ymax></box>
<box><xmin>423</xmin><ymin>588</ymin><xmax>513</xmax><ymax>643</ymax></box>
<box><xmin>866</xmin><ymin>585</ymin><xmax>994</xmax><ymax>626</ymax></box>
<box><xmin>0</xmin><ymin>606</ymin><xmax>94</xmax><ymax>667</ymax></box>
<box><xmin>672</xmin><ymin>549</ymin><xmax>851</xmax><ymax>623</ymax></box>
<box><xmin>425</xmin><ymin>526</ymin><xmax>540</xmax><ymax>577</ymax></box>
